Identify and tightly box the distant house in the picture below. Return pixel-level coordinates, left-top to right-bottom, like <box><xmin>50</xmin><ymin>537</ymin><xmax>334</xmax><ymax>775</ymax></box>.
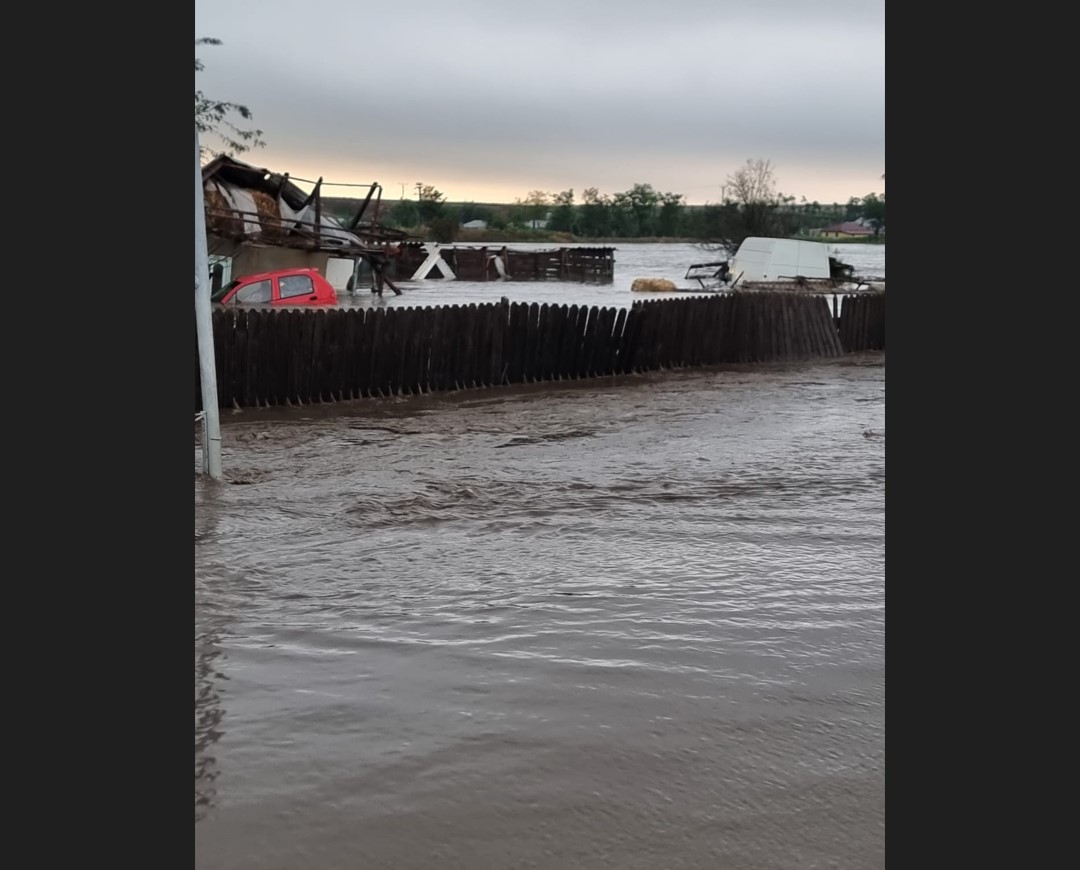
<box><xmin>815</xmin><ymin>221</ymin><xmax>875</xmax><ymax>239</ymax></box>
<box><xmin>462</xmin><ymin>219</ymin><xmax>488</xmax><ymax>230</ymax></box>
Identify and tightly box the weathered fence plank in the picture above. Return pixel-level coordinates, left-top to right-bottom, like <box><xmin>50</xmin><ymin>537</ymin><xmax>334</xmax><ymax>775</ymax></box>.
<box><xmin>199</xmin><ymin>291</ymin><xmax>878</xmax><ymax>409</ymax></box>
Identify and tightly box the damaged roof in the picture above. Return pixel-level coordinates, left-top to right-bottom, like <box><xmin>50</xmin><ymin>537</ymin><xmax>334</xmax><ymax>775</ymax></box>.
<box><xmin>201</xmin><ymin>154</ymin><xmax>407</xmax><ymax>252</ymax></box>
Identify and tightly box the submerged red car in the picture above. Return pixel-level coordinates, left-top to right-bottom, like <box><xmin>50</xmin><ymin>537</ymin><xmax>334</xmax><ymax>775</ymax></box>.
<box><xmin>212</xmin><ymin>267</ymin><xmax>339</xmax><ymax>307</ymax></box>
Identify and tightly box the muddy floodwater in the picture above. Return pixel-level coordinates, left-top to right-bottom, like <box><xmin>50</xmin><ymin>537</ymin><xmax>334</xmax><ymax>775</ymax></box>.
<box><xmin>212</xmin><ymin>241</ymin><xmax>885</xmax><ymax>311</ymax></box>
<box><xmin>195</xmin><ymin>352</ymin><xmax>885</xmax><ymax>869</ymax></box>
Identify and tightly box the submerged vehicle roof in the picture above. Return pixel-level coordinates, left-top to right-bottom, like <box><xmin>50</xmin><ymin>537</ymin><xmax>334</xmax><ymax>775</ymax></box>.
<box><xmin>731</xmin><ymin>238</ymin><xmax>832</xmax><ymax>282</ymax></box>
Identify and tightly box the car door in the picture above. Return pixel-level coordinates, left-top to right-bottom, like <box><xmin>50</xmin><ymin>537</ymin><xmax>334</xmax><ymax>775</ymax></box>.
<box><xmin>275</xmin><ymin>273</ymin><xmax>318</xmax><ymax>305</ymax></box>
<box><xmin>227</xmin><ymin>277</ymin><xmax>273</xmax><ymax>305</ymax></box>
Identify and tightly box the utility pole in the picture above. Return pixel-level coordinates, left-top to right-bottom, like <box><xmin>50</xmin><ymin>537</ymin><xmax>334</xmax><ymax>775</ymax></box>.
<box><xmin>194</xmin><ymin>126</ymin><xmax>223</xmax><ymax>480</ymax></box>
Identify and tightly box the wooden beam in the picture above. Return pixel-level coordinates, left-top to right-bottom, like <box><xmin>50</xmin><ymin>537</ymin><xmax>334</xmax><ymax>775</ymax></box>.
<box><xmin>312</xmin><ymin>177</ymin><xmax>323</xmax><ymax>246</ymax></box>
<box><xmin>371</xmin><ymin>258</ymin><xmax>402</xmax><ymax>296</ymax></box>
<box><xmin>381</xmin><ymin>273</ymin><xmax>402</xmax><ymax>296</ymax></box>
<box><xmin>372</xmin><ymin>184</ymin><xmax>383</xmax><ymax>224</ymax></box>
<box><xmin>347</xmin><ymin>182</ymin><xmax>379</xmax><ymax>231</ymax></box>
<box><xmin>298</xmin><ymin>177</ymin><xmax>323</xmax><ymax>211</ymax></box>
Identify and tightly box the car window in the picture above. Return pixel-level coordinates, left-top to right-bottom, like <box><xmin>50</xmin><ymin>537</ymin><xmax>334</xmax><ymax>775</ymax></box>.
<box><xmin>279</xmin><ymin>274</ymin><xmax>315</xmax><ymax>299</ymax></box>
<box><xmin>212</xmin><ymin>280</ymin><xmax>240</xmax><ymax>303</ymax></box>
<box><xmin>234</xmin><ymin>279</ymin><xmax>272</xmax><ymax>304</ymax></box>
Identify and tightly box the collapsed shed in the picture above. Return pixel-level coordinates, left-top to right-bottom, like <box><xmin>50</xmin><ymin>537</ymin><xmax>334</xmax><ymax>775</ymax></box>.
<box><xmin>201</xmin><ymin>155</ymin><xmax>408</xmax><ymax>293</ymax></box>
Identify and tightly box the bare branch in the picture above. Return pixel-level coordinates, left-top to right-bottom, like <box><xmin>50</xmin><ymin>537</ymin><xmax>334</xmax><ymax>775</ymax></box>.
<box><xmin>698</xmin><ymin>158</ymin><xmax>796</xmax><ymax>256</ymax></box>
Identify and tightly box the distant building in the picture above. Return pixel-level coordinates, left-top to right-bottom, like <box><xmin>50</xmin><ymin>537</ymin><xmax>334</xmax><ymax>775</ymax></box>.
<box><xmin>814</xmin><ymin>221</ymin><xmax>875</xmax><ymax>239</ymax></box>
<box><xmin>462</xmin><ymin>219</ymin><xmax>488</xmax><ymax>230</ymax></box>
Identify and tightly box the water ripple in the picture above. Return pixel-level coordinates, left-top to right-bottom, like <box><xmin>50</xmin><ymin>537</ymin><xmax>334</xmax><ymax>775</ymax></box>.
<box><xmin>195</xmin><ymin>354</ymin><xmax>885</xmax><ymax>869</ymax></box>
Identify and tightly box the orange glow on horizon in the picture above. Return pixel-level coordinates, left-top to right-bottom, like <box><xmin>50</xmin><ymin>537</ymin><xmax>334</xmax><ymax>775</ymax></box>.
<box><xmin>224</xmin><ymin>148</ymin><xmax>883</xmax><ymax>207</ymax></box>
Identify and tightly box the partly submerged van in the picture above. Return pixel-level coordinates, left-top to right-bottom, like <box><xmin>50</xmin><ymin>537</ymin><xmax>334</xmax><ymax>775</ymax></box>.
<box><xmin>685</xmin><ymin>237</ymin><xmax>869</xmax><ymax>291</ymax></box>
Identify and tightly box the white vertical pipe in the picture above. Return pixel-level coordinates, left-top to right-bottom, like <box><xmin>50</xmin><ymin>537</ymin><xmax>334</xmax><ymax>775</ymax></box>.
<box><xmin>194</xmin><ymin>127</ymin><xmax>223</xmax><ymax>479</ymax></box>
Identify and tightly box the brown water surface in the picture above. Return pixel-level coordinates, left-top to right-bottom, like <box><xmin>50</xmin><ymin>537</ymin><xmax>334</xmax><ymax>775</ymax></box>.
<box><xmin>195</xmin><ymin>354</ymin><xmax>885</xmax><ymax>869</ymax></box>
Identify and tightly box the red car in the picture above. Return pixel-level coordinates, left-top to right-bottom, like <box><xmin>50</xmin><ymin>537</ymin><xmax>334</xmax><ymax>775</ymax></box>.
<box><xmin>212</xmin><ymin>267</ymin><xmax>339</xmax><ymax>307</ymax></box>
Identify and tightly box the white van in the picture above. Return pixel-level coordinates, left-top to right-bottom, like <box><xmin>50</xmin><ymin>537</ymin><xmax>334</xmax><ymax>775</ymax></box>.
<box><xmin>685</xmin><ymin>237</ymin><xmax>855</xmax><ymax>290</ymax></box>
<box><xmin>730</xmin><ymin>238</ymin><xmax>831</xmax><ymax>283</ymax></box>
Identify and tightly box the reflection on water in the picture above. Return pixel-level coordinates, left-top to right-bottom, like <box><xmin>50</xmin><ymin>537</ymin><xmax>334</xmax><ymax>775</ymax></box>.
<box><xmin>194</xmin><ymin>625</ymin><xmax>225</xmax><ymax>819</ymax></box>
<box><xmin>195</xmin><ymin>493</ymin><xmax>227</xmax><ymax>820</ymax></box>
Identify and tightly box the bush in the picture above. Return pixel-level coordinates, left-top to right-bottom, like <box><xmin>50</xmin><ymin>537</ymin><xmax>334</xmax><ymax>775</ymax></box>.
<box><xmin>428</xmin><ymin>217</ymin><xmax>459</xmax><ymax>243</ymax></box>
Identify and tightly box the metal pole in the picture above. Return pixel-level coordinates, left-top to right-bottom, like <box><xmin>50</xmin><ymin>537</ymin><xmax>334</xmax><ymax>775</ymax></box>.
<box><xmin>194</xmin><ymin>126</ymin><xmax>223</xmax><ymax>480</ymax></box>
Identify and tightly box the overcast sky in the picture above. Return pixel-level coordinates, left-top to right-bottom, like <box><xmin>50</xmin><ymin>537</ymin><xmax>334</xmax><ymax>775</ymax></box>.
<box><xmin>195</xmin><ymin>0</ymin><xmax>884</xmax><ymax>205</ymax></box>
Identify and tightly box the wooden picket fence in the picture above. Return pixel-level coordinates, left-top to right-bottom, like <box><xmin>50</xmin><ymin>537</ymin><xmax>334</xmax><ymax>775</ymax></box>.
<box><xmin>196</xmin><ymin>292</ymin><xmax>855</xmax><ymax>410</ymax></box>
<box><xmin>837</xmin><ymin>292</ymin><xmax>885</xmax><ymax>351</ymax></box>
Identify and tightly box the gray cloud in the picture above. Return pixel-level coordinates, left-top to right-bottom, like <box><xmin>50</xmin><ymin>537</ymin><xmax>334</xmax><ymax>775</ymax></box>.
<box><xmin>196</xmin><ymin>0</ymin><xmax>884</xmax><ymax>203</ymax></box>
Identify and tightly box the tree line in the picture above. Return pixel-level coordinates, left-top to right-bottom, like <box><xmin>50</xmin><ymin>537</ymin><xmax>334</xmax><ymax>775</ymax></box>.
<box><xmin>377</xmin><ymin>171</ymin><xmax>884</xmax><ymax>248</ymax></box>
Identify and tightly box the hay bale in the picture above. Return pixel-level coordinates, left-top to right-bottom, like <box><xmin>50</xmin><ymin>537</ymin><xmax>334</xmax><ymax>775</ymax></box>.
<box><xmin>249</xmin><ymin>189</ymin><xmax>285</xmax><ymax>242</ymax></box>
<box><xmin>631</xmin><ymin>277</ymin><xmax>677</xmax><ymax>292</ymax></box>
<box><xmin>204</xmin><ymin>184</ymin><xmax>243</xmax><ymax>238</ymax></box>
